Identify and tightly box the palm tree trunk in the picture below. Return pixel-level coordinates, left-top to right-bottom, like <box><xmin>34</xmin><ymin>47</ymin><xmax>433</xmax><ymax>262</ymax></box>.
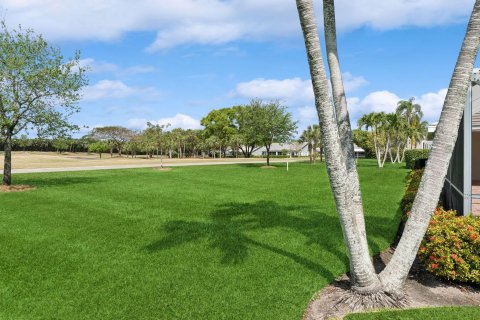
<box><xmin>296</xmin><ymin>0</ymin><xmax>380</xmax><ymax>290</ymax></box>
<box><xmin>3</xmin><ymin>131</ymin><xmax>13</xmax><ymax>186</ymax></box>
<box><xmin>380</xmin><ymin>0</ymin><xmax>480</xmax><ymax>294</ymax></box>
<box><xmin>323</xmin><ymin>0</ymin><xmax>375</xmax><ymax>288</ymax></box>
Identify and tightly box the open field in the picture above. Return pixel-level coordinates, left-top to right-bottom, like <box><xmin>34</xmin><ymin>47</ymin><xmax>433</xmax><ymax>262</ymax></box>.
<box><xmin>0</xmin><ymin>160</ymin><xmax>408</xmax><ymax>319</ymax></box>
<box><xmin>0</xmin><ymin>151</ymin><xmax>304</xmax><ymax>171</ymax></box>
<box><xmin>345</xmin><ymin>306</ymin><xmax>480</xmax><ymax>319</ymax></box>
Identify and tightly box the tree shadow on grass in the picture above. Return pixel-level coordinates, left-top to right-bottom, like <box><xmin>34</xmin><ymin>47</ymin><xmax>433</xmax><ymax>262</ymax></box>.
<box><xmin>145</xmin><ymin>201</ymin><xmax>352</xmax><ymax>278</ymax></box>
<box><xmin>13</xmin><ymin>175</ymin><xmax>106</xmax><ymax>188</ymax></box>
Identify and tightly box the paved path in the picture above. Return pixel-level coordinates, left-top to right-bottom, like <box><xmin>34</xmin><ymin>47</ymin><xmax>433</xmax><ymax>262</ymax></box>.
<box><xmin>2</xmin><ymin>158</ymin><xmax>304</xmax><ymax>174</ymax></box>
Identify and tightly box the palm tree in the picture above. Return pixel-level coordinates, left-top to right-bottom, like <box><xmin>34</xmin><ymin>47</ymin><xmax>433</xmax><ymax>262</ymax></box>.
<box><xmin>396</xmin><ymin>98</ymin><xmax>423</xmax><ymax>125</ymax></box>
<box><xmin>297</xmin><ymin>0</ymin><xmax>480</xmax><ymax>298</ymax></box>
<box><xmin>297</xmin><ymin>0</ymin><xmax>380</xmax><ymax>291</ymax></box>
<box><xmin>381</xmin><ymin>1</ymin><xmax>480</xmax><ymax>291</ymax></box>
<box><xmin>396</xmin><ymin>98</ymin><xmax>424</xmax><ymax>149</ymax></box>
<box><xmin>299</xmin><ymin>125</ymin><xmax>321</xmax><ymax>163</ymax></box>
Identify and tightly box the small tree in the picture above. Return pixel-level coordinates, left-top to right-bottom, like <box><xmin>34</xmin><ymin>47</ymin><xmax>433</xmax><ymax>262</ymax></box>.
<box><xmin>88</xmin><ymin>141</ymin><xmax>109</xmax><ymax>158</ymax></box>
<box><xmin>250</xmin><ymin>99</ymin><xmax>297</xmax><ymax>166</ymax></box>
<box><xmin>0</xmin><ymin>22</ymin><xmax>87</xmax><ymax>185</ymax></box>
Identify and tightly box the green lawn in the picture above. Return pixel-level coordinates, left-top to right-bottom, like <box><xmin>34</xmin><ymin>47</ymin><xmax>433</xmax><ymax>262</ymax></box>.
<box><xmin>0</xmin><ymin>160</ymin><xmax>408</xmax><ymax>319</ymax></box>
<box><xmin>345</xmin><ymin>306</ymin><xmax>480</xmax><ymax>320</ymax></box>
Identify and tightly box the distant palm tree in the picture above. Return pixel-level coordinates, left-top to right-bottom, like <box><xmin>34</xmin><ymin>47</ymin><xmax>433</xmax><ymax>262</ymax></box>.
<box><xmin>358</xmin><ymin>112</ymin><xmax>390</xmax><ymax>167</ymax></box>
<box><xmin>299</xmin><ymin>125</ymin><xmax>322</xmax><ymax>163</ymax></box>
<box><xmin>396</xmin><ymin>98</ymin><xmax>423</xmax><ymax>125</ymax></box>
<box><xmin>396</xmin><ymin>98</ymin><xmax>424</xmax><ymax>150</ymax></box>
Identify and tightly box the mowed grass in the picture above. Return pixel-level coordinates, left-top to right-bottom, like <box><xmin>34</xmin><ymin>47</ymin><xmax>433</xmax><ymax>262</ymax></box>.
<box><xmin>345</xmin><ymin>306</ymin><xmax>480</xmax><ymax>320</ymax></box>
<box><xmin>0</xmin><ymin>160</ymin><xmax>408</xmax><ymax>319</ymax></box>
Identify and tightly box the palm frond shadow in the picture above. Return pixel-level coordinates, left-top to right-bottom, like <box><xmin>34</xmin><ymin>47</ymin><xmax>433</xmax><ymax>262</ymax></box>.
<box><xmin>145</xmin><ymin>201</ymin><xmax>353</xmax><ymax>278</ymax></box>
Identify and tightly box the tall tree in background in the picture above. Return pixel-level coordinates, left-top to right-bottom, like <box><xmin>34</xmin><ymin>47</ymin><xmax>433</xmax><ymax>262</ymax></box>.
<box><xmin>90</xmin><ymin>126</ymin><xmax>133</xmax><ymax>157</ymax></box>
<box><xmin>396</xmin><ymin>98</ymin><xmax>425</xmax><ymax>151</ymax></box>
<box><xmin>250</xmin><ymin>99</ymin><xmax>297</xmax><ymax>166</ymax></box>
<box><xmin>296</xmin><ymin>0</ymin><xmax>480</xmax><ymax>300</ymax></box>
<box><xmin>235</xmin><ymin>105</ymin><xmax>260</xmax><ymax>157</ymax></box>
<box><xmin>201</xmin><ymin>107</ymin><xmax>237</xmax><ymax>158</ymax></box>
<box><xmin>0</xmin><ymin>22</ymin><xmax>87</xmax><ymax>185</ymax></box>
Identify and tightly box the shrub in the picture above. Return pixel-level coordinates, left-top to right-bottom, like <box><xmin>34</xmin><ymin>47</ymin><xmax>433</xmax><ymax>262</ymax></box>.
<box><xmin>418</xmin><ymin>208</ymin><xmax>480</xmax><ymax>285</ymax></box>
<box><xmin>404</xmin><ymin>149</ymin><xmax>430</xmax><ymax>169</ymax></box>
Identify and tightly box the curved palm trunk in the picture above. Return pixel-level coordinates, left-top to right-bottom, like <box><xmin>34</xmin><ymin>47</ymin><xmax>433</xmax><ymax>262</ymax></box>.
<box><xmin>380</xmin><ymin>0</ymin><xmax>480</xmax><ymax>293</ymax></box>
<box><xmin>296</xmin><ymin>0</ymin><xmax>379</xmax><ymax>290</ymax></box>
<box><xmin>323</xmin><ymin>0</ymin><xmax>377</xmax><ymax>288</ymax></box>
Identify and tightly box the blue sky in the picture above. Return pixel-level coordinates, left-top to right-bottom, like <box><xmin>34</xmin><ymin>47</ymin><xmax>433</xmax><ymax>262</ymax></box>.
<box><xmin>1</xmin><ymin>0</ymin><xmax>477</xmax><ymax>137</ymax></box>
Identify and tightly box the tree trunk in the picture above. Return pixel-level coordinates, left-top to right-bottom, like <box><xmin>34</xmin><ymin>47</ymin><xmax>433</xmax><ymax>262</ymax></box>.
<box><xmin>266</xmin><ymin>145</ymin><xmax>270</xmax><ymax>166</ymax></box>
<box><xmin>297</xmin><ymin>0</ymin><xmax>380</xmax><ymax>290</ymax></box>
<box><xmin>3</xmin><ymin>131</ymin><xmax>13</xmax><ymax>186</ymax></box>
<box><xmin>323</xmin><ymin>0</ymin><xmax>376</xmax><ymax>288</ymax></box>
<box><xmin>380</xmin><ymin>0</ymin><xmax>480</xmax><ymax>294</ymax></box>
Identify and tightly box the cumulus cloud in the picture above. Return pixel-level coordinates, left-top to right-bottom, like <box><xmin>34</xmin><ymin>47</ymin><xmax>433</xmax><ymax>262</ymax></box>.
<box><xmin>414</xmin><ymin>89</ymin><xmax>448</xmax><ymax>122</ymax></box>
<box><xmin>1</xmin><ymin>0</ymin><xmax>473</xmax><ymax>49</ymax></box>
<box><xmin>82</xmin><ymin>80</ymin><xmax>161</xmax><ymax>102</ymax></box>
<box><xmin>342</xmin><ymin>72</ymin><xmax>369</xmax><ymax>92</ymax></box>
<box><xmin>127</xmin><ymin>113</ymin><xmax>202</xmax><ymax>130</ymax></box>
<box><xmin>82</xmin><ymin>80</ymin><xmax>137</xmax><ymax>101</ymax></box>
<box><xmin>234</xmin><ymin>73</ymin><xmax>367</xmax><ymax>105</ymax></box>
<box><xmin>235</xmin><ymin>78</ymin><xmax>313</xmax><ymax>103</ymax></box>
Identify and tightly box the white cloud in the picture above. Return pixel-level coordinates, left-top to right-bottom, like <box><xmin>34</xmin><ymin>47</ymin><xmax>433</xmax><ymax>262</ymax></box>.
<box><xmin>414</xmin><ymin>89</ymin><xmax>447</xmax><ymax>122</ymax></box>
<box><xmin>358</xmin><ymin>91</ymin><xmax>401</xmax><ymax>113</ymax></box>
<box><xmin>79</xmin><ymin>58</ymin><xmax>157</xmax><ymax>76</ymax></box>
<box><xmin>298</xmin><ymin>106</ymin><xmax>317</xmax><ymax>123</ymax></box>
<box><xmin>235</xmin><ymin>77</ymin><xmax>313</xmax><ymax>104</ymax></box>
<box><xmin>234</xmin><ymin>73</ymin><xmax>367</xmax><ymax>105</ymax></box>
<box><xmin>82</xmin><ymin>80</ymin><xmax>161</xmax><ymax>102</ymax></box>
<box><xmin>2</xmin><ymin>0</ymin><xmax>474</xmax><ymax>49</ymax></box>
<box><xmin>342</xmin><ymin>72</ymin><xmax>369</xmax><ymax>92</ymax></box>
<box><xmin>79</xmin><ymin>58</ymin><xmax>119</xmax><ymax>74</ymax></box>
<box><xmin>127</xmin><ymin>113</ymin><xmax>202</xmax><ymax>130</ymax></box>
<box><xmin>82</xmin><ymin>80</ymin><xmax>136</xmax><ymax>101</ymax></box>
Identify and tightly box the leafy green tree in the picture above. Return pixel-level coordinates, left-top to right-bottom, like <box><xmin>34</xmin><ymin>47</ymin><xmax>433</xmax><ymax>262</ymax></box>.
<box><xmin>0</xmin><ymin>22</ymin><xmax>87</xmax><ymax>185</ymax></box>
<box><xmin>90</xmin><ymin>126</ymin><xmax>133</xmax><ymax>157</ymax></box>
<box><xmin>250</xmin><ymin>99</ymin><xmax>297</xmax><ymax>166</ymax></box>
<box><xmin>201</xmin><ymin>107</ymin><xmax>237</xmax><ymax>158</ymax></box>
<box><xmin>88</xmin><ymin>141</ymin><xmax>109</xmax><ymax>158</ymax></box>
<box><xmin>52</xmin><ymin>136</ymin><xmax>70</xmax><ymax>153</ymax></box>
<box><xmin>352</xmin><ymin>129</ymin><xmax>375</xmax><ymax>158</ymax></box>
<box><xmin>234</xmin><ymin>105</ymin><xmax>260</xmax><ymax>157</ymax></box>
<box><xmin>142</xmin><ymin>122</ymin><xmax>169</xmax><ymax>158</ymax></box>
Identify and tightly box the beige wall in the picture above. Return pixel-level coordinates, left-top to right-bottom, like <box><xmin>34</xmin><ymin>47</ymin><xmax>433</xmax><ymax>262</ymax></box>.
<box><xmin>473</xmin><ymin>131</ymin><xmax>480</xmax><ymax>181</ymax></box>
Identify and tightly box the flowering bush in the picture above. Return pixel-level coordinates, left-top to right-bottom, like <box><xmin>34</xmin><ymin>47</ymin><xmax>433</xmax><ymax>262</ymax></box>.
<box><xmin>418</xmin><ymin>208</ymin><xmax>480</xmax><ymax>284</ymax></box>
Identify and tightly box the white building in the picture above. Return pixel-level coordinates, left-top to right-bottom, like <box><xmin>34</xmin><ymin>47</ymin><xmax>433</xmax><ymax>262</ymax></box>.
<box><xmin>251</xmin><ymin>143</ymin><xmax>309</xmax><ymax>157</ymax></box>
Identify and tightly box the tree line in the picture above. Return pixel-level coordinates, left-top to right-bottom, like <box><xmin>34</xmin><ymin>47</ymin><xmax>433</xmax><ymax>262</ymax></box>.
<box><xmin>82</xmin><ymin>99</ymin><xmax>298</xmax><ymax>166</ymax></box>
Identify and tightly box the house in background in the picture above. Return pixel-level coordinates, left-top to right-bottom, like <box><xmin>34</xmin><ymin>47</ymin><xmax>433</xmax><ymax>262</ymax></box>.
<box><xmin>252</xmin><ymin>143</ymin><xmax>310</xmax><ymax>157</ymax></box>
<box><xmin>443</xmin><ymin>68</ymin><xmax>480</xmax><ymax>216</ymax></box>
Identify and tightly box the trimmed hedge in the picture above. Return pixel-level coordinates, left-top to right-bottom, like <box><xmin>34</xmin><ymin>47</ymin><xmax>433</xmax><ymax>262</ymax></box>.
<box><xmin>418</xmin><ymin>208</ymin><xmax>480</xmax><ymax>285</ymax></box>
<box><xmin>405</xmin><ymin>149</ymin><xmax>430</xmax><ymax>169</ymax></box>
